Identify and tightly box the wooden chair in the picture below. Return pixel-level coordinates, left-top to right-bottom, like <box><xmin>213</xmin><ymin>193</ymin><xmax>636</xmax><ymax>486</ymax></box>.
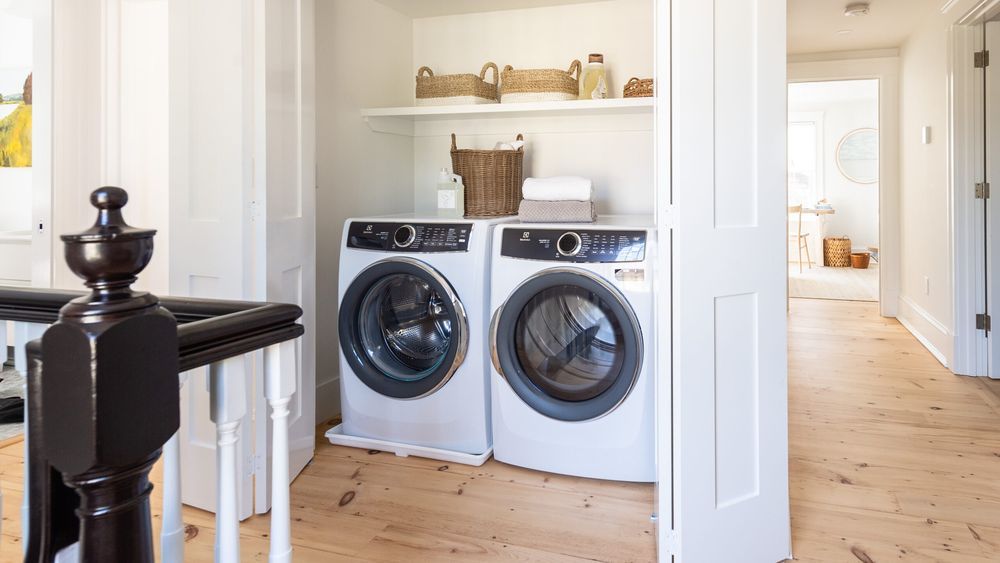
<box><xmin>788</xmin><ymin>205</ymin><xmax>812</xmax><ymax>273</ymax></box>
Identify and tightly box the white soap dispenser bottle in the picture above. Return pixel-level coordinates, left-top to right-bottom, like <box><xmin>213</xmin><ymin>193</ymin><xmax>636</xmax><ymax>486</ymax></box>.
<box><xmin>436</xmin><ymin>168</ymin><xmax>465</xmax><ymax>218</ymax></box>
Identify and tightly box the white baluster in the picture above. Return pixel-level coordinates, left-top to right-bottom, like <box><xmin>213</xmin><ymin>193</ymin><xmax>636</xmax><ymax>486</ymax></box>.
<box><xmin>161</xmin><ymin>371</ymin><xmax>190</xmax><ymax>563</ymax></box>
<box><xmin>264</xmin><ymin>340</ymin><xmax>296</xmax><ymax>563</ymax></box>
<box><xmin>14</xmin><ymin>321</ymin><xmax>46</xmax><ymax>550</ymax></box>
<box><xmin>209</xmin><ymin>356</ymin><xmax>246</xmax><ymax>563</ymax></box>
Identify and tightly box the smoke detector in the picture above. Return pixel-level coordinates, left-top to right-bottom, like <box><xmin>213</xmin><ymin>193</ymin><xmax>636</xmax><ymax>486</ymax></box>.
<box><xmin>844</xmin><ymin>2</ymin><xmax>870</xmax><ymax>16</ymax></box>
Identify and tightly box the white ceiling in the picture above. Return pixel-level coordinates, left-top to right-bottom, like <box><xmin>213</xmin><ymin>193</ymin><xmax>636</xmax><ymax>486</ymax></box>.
<box><xmin>375</xmin><ymin>0</ymin><xmax>607</xmax><ymax>19</ymax></box>
<box><xmin>788</xmin><ymin>0</ymin><xmax>939</xmax><ymax>55</ymax></box>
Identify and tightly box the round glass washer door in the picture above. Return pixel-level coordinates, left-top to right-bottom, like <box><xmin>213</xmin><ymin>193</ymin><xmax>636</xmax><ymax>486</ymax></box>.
<box><xmin>340</xmin><ymin>258</ymin><xmax>468</xmax><ymax>399</ymax></box>
<box><xmin>491</xmin><ymin>268</ymin><xmax>642</xmax><ymax>421</ymax></box>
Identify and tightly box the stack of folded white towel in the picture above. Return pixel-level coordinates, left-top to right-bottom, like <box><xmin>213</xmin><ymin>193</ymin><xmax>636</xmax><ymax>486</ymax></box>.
<box><xmin>517</xmin><ymin>176</ymin><xmax>597</xmax><ymax>223</ymax></box>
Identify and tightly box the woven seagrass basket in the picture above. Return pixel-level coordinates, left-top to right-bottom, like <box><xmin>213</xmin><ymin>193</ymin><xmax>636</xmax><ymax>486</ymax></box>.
<box><xmin>450</xmin><ymin>133</ymin><xmax>524</xmax><ymax>217</ymax></box>
<box><xmin>499</xmin><ymin>60</ymin><xmax>581</xmax><ymax>103</ymax></box>
<box><xmin>623</xmin><ymin>77</ymin><xmax>654</xmax><ymax>98</ymax></box>
<box><xmin>823</xmin><ymin>236</ymin><xmax>852</xmax><ymax>267</ymax></box>
<box><xmin>415</xmin><ymin>62</ymin><xmax>499</xmax><ymax>106</ymax></box>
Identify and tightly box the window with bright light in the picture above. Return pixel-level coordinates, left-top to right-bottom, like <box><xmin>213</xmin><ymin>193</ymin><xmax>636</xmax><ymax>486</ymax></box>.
<box><xmin>787</xmin><ymin>120</ymin><xmax>819</xmax><ymax>206</ymax></box>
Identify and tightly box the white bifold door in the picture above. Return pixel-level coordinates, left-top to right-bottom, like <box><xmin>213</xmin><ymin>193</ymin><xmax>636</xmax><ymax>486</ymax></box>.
<box><xmin>169</xmin><ymin>0</ymin><xmax>316</xmax><ymax>516</ymax></box>
<box><xmin>986</xmin><ymin>21</ymin><xmax>1000</xmax><ymax>379</ymax></box>
<box><xmin>665</xmin><ymin>0</ymin><xmax>791</xmax><ymax>561</ymax></box>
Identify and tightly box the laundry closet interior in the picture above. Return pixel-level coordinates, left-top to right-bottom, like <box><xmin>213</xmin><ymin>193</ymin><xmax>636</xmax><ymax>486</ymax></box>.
<box><xmin>313</xmin><ymin>0</ymin><xmax>661</xmax><ymax>553</ymax></box>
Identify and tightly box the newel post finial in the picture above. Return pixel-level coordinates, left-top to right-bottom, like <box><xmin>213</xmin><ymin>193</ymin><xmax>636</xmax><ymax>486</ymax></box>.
<box><xmin>61</xmin><ymin>186</ymin><xmax>156</xmax><ymax>298</ymax></box>
<box><xmin>37</xmin><ymin>187</ymin><xmax>179</xmax><ymax>563</ymax></box>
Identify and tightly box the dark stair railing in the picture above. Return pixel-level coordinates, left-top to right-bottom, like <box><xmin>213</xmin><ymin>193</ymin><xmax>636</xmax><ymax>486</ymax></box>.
<box><xmin>0</xmin><ymin>187</ymin><xmax>303</xmax><ymax>562</ymax></box>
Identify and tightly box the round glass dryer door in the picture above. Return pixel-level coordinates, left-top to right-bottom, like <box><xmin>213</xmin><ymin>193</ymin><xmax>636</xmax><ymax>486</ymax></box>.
<box><xmin>491</xmin><ymin>269</ymin><xmax>642</xmax><ymax>421</ymax></box>
<box><xmin>340</xmin><ymin>258</ymin><xmax>468</xmax><ymax>399</ymax></box>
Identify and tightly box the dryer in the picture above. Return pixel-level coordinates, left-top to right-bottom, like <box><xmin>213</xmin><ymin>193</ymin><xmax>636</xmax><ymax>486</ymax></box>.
<box><xmin>488</xmin><ymin>217</ymin><xmax>656</xmax><ymax>481</ymax></box>
<box><xmin>327</xmin><ymin>215</ymin><xmax>509</xmax><ymax>464</ymax></box>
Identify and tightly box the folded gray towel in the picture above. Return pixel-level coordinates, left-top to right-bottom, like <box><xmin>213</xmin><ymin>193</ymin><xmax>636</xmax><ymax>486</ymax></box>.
<box><xmin>517</xmin><ymin>199</ymin><xmax>597</xmax><ymax>223</ymax></box>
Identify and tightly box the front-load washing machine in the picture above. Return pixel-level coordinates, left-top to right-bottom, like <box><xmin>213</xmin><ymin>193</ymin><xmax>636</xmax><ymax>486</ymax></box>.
<box><xmin>488</xmin><ymin>217</ymin><xmax>656</xmax><ymax>481</ymax></box>
<box><xmin>326</xmin><ymin>215</ymin><xmax>510</xmax><ymax>465</ymax></box>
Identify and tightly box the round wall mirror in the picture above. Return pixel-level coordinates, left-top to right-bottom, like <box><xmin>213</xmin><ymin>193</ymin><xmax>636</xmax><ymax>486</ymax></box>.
<box><xmin>836</xmin><ymin>128</ymin><xmax>878</xmax><ymax>184</ymax></box>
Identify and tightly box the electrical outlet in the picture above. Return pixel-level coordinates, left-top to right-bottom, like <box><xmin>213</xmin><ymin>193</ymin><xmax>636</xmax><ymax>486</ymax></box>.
<box><xmin>924</xmin><ymin>276</ymin><xmax>930</xmax><ymax>295</ymax></box>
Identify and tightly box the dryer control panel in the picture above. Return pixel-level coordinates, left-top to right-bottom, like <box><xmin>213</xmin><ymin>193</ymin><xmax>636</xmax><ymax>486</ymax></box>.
<box><xmin>346</xmin><ymin>221</ymin><xmax>472</xmax><ymax>253</ymax></box>
<box><xmin>501</xmin><ymin>228</ymin><xmax>647</xmax><ymax>263</ymax></box>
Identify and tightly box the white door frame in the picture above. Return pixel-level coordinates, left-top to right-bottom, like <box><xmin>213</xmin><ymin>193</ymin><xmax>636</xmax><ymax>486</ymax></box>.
<box><xmin>946</xmin><ymin>0</ymin><xmax>1000</xmax><ymax>376</ymax></box>
<box><xmin>787</xmin><ymin>52</ymin><xmax>901</xmax><ymax>317</ymax></box>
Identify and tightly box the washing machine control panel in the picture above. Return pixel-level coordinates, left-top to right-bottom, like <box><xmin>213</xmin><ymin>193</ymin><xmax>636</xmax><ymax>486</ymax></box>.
<box><xmin>347</xmin><ymin>221</ymin><xmax>472</xmax><ymax>252</ymax></box>
<box><xmin>501</xmin><ymin>228</ymin><xmax>647</xmax><ymax>263</ymax></box>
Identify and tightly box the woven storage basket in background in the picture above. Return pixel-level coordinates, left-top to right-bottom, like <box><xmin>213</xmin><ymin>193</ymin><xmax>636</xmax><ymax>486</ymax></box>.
<box><xmin>415</xmin><ymin>63</ymin><xmax>499</xmax><ymax>106</ymax></box>
<box><xmin>623</xmin><ymin>77</ymin><xmax>654</xmax><ymax>98</ymax></box>
<box><xmin>823</xmin><ymin>236</ymin><xmax>852</xmax><ymax>267</ymax></box>
<box><xmin>499</xmin><ymin>60</ymin><xmax>581</xmax><ymax>103</ymax></box>
<box><xmin>450</xmin><ymin>133</ymin><xmax>524</xmax><ymax>217</ymax></box>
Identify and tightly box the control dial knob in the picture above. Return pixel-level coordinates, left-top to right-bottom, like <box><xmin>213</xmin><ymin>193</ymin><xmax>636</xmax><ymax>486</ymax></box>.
<box><xmin>556</xmin><ymin>232</ymin><xmax>582</xmax><ymax>257</ymax></box>
<box><xmin>394</xmin><ymin>225</ymin><xmax>417</xmax><ymax>248</ymax></box>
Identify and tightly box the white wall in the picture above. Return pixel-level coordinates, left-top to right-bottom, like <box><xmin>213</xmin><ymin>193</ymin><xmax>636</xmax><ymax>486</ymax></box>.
<box><xmin>315</xmin><ymin>0</ymin><xmax>414</xmax><ymax>420</ymax></box>
<box><xmin>896</xmin><ymin>6</ymin><xmax>964</xmax><ymax>365</ymax></box>
<box><xmin>789</xmin><ymin>81</ymin><xmax>879</xmax><ymax>253</ymax></box>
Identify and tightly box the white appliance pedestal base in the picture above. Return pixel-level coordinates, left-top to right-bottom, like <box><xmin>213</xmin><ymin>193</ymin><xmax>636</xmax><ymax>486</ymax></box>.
<box><xmin>324</xmin><ymin>424</ymin><xmax>492</xmax><ymax>466</ymax></box>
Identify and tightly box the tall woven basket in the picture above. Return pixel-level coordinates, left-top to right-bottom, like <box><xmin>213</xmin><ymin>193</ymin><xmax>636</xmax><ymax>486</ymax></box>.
<box><xmin>450</xmin><ymin>133</ymin><xmax>524</xmax><ymax>217</ymax></box>
<box><xmin>823</xmin><ymin>236</ymin><xmax>852</xmax><ymax>267</ymax></box>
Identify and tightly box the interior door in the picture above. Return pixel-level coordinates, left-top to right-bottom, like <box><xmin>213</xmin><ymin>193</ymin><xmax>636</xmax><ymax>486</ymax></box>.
<box><xmin>986</xmin><ymin>21</ymin><xmax>1000</xmax><ymax>379</ymax></box>
<box><xmin>169</xmin><ymin>0</ymin><xmax>255</xmax><ymax>519</ymax></box>
<box><xmin>252</xmin><ymin>0</ymin><xmax>317</xmax><ymax>512</ymax></box>
<box><xmin>668</xmin><ymin>0</ymin><xmax>791</xmax><ymax>560</ymax></box>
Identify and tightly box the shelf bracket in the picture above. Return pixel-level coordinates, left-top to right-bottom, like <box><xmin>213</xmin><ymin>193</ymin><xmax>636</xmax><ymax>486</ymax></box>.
<box><xmin>362</xmin><ymin>115</ymin><xmax>415</xmax><ymax>136</ymax></box>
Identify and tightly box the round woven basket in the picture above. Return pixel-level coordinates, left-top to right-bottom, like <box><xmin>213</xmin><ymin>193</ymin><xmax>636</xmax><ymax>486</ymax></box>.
<box><xmin>823</xmin><ymin>236</ymin><xmax>852</xmax><ymax>267</ymax></box>
<box><xmin>450</xmin><ymin>133</ymin><xmax>524</xmax><ymax>217</ymax></box>
<box><xmin>623</xmin><ymin>77</ymin><xmax>654</xmax><ymax>98</ymax></box>
<box><xmin>415</xmin><ymin>62</ymin><xmax>499</xmax><ymax>105</ymax></box>
<box><xmin>850</xmin><ymin>252</ymin><xmax>871</xmax><ymax>269</ymax></box>
<box><xmin>499</xmin><ymin>60</ymin><xmax>581</xmax><ymax>103</ymax></box>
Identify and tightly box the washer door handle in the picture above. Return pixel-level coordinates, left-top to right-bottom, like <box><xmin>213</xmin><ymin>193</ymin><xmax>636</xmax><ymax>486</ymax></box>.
<box><xmin>489</xmin><ymin>305</ymin><xmax>505</xmax><ymax>378</ymax></box>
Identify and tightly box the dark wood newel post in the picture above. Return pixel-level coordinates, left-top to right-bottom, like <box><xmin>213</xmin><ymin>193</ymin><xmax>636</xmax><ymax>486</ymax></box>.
<box><xmin>40</xmin><ymin>187</ymin><xmax>179</xmax><ymax>562</ymax></box>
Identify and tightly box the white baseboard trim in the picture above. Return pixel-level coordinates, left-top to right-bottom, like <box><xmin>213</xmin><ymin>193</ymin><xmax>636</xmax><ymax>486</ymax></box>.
<box><xmin>896</xmin><ymin>295</ymin><xmax>952</xmax><ymax>368</ymax></box>
<box><xmin>316</xmin><ymin>375</ymin><xmax>341</xmax><ymax>424</ymax></box>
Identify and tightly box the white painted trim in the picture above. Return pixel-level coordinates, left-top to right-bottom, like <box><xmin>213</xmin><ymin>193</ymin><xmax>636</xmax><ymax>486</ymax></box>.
<box><xmin>942</xmin><ymin>0</ymin><xmax>962</xmax><ymax>14</ymax></box>
<box><xmin>653</xmin><ymin>0</ymin><xmax>672</xmax><ymax>559</ymax></box>
<box><xmin>32</xmin><ymin>0</ymin><xmax>53</xmax><ymax>288</ymax></box>
<box><xmin>787</xmin><ymin>57</ymin><xmax>901</xmax><ymax>317</ymax></box>
<box><xmin>897</xmin><ymin>296</ymin><xmax>953</xmax><ymax>367</ymax></box>
<box><xmin>947</xmin><ymin>23</ymin><xmax>988</xmax><ymax>376</ymax></box>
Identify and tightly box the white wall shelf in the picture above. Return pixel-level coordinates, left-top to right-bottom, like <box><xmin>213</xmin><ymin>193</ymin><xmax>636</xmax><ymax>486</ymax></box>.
<box><xmin>362</xmin><ymin>98</ymin><xmax>655</xmax><ymax>135</ymax></box>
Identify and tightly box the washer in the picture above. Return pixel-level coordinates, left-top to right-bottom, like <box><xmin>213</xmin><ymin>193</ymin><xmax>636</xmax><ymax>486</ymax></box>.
<box><xmin>488</xmin><ymin>217</ymin><xmax>656</xmax><ymax>481</ymax></box>
<box><xmin>329</xmin><ymin>215</ymin><xmax>510</xmax><ymax>462</ymax></box>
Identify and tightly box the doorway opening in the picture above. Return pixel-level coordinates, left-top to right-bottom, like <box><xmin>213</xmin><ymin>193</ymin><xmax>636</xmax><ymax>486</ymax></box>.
<box><xmin>787</xmin><ymin>79</ymin><xmax>880</xmax><ymax>303</ymax></box>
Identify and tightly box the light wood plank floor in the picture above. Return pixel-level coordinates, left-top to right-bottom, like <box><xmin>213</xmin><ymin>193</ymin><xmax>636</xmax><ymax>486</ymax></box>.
<box><xmin>0</xmin><ymin>299</ymin><xmax>997</xmax><ymax>561</ymax></box>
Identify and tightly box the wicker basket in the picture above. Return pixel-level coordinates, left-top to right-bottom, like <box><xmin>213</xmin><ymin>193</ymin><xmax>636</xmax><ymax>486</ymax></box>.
<box><xmin>823</xmin><ymin>236</ymin><xmax>852</xmax><ymax>267</ymax></box>
<box><xmin>623</xmin><ymin>77</ymin><xmax>654</xmax><ymax>98</ymax></box>
<box><xmin>499</xmin><ymin>60</ymin><xmax>581</xmax><ymax>103</ymax></box>
<box><xmin>415</xmin><ymin>62</ymin><xmax>499</xmax><ymax>106</ymax></box>
<box><xmin>450</xmin><ymin>133</ymin><xmax>524</xmax><ymax>217</ymax></box>
<box><xmin>850</xmin><ymin>252</ymin><xmax>871</xmax><ymax>269</ymax></box>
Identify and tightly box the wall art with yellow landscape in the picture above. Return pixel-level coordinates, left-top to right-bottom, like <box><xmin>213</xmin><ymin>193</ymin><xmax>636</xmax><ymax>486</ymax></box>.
<box><xmin>0</xmin><ymin>72</ymin><xmax>31</xmax><ymax>168</ymax></box>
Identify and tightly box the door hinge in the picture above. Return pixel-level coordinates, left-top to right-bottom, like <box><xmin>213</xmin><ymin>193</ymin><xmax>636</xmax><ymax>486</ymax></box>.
<box><xmin>246</xmin><ymin>454</ymin><xmax>257</xmax><ymax>477</ymax></box>
<box><xmin>976</xmin><ymin>50</ymin><xmax>990</xmax><ymax>68</ymax></box>
<box><xmin>977</xmin><ymin>313</ymin><xmax>991</xmax><ymax>332</ymax></box>
<box><xmin>977</xmin><ymin>182</ymin><xmax>991</xmax><ymax>199</ymax></box>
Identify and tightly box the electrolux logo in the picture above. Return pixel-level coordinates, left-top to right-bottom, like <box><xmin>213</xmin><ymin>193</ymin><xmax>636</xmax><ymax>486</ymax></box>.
<box><xmin>520</xmin><ymin>231</ymin><xmax>531</xmax><ymax>241</ymax></box>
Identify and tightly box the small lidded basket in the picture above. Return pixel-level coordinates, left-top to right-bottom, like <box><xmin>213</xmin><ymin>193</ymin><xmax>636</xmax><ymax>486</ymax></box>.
<box><xmin>415</xmin><ymin>62</ymin><xmax>499</xmax><ymax>106</ymax></box>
